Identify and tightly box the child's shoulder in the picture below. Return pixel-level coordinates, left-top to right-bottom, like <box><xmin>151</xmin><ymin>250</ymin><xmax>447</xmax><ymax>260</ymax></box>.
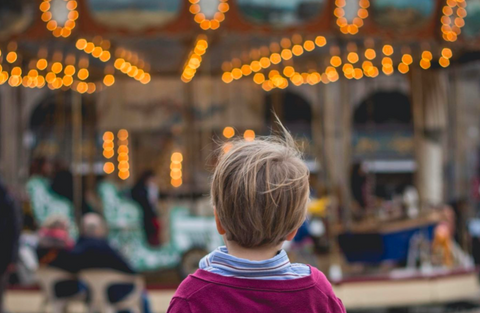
<box><xmin>307</xmin><ymin>266</ymin><xmax>339</xmax><ymax>299</ymax></box>
<box><xmin>173</xmin><ymin>272</ymin><xmax>212</xmax><ymax>299</ymax></box>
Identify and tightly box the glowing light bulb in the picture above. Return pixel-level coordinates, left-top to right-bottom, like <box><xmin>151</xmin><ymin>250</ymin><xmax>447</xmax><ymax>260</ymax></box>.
<box><xmin>6</xmin><ymin>52</ymin><xmax>17</xmax><ymax>63</ymax></box>
<box><xmin>223</xmin><ymin>127</ymin><xmax>235</xmax><ymax>139</ymax></box>
<box><xmin>244</xmin><ymin>130</ymin><xmax>255</xmax><ymax>141</ymax></box>
<box><xmin>104</xmin><ymin>162</ymin><xmax>115</xmax><ymax>174</ymax></box>
<box><xmin>365</xmin><ymin>49</ymin><xmax>376</xmax><ymax>60</ymax></box>
<box><xmin>77</xmin><ymin>68</ymin><xmax>89</xmax><ymax>80</ymax></box>
<box><xmin>103</xmin><ymin>74</ymin><xmax>115</xmax><ymax>86</ymax></box>
<box><xmin>253</xmin><ymin>73</ymin><xmax>265</xmax><ymax>85</ymax></box>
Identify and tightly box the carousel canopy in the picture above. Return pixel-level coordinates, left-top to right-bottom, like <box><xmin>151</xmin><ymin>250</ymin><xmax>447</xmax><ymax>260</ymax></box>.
<box><xmin>1</xmin><ymin>0</ymin><xmax>479</xmax><ymax>92</ymax></box>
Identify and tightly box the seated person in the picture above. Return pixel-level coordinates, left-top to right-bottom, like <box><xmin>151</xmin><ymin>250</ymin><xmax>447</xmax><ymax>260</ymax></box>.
<box><xmin>36</xmin><ymin>216</ymin><xmax>82</xmax><ymax>298</ymax></box>
<box><xmin>74</xmin><ymin>214</ymin><xmax>134</xmax><ymax>274</ymax></box>
<box><xmin>75</xmin><ymin>213</ymin><xmax>150</xmax><ymax>313</ymax></box>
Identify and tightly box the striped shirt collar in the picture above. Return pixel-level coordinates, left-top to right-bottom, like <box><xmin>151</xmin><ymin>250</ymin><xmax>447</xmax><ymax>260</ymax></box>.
<box><xmin>199</xmin><ymin>246</ymin><xmax>311</xmax><ymax>280</ymax></box>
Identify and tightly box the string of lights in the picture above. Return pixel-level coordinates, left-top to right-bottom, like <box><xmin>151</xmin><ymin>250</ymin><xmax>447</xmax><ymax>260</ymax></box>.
<box><xmin>103</xmin><ymin>131</ymin><xmax>115</xmax><ymax>174</ymax></box>
<box><xmin>441</xmin><ymin>0</ymin><xmax>467</xmax><ymax>42</ymax></box>
<box><xmin>114</xmin><ymin>48</ymin><xmax>151</xmax><ymax>84</ymax></box>
<box><xmin>220</xmin><ymin>127</ymin><xmax>255</xmax><ymax>153</ymax></box>
<box><xmin>76</xmin><ymin>38</ymin><xmax>112</xmax><ymax>62</ymax></box>
<box><xmin>170</xmin><ymin>152</ymin><xmax>183</xmax><ymax>187</ymax></box>
<box><xmin>222</xmin><ymin>35</ymin><xmax>328</xmax><ymax>84</ymax></box>
<box><xmin>189</xmin><ymin>0</ymin><xmax>229</xmax><ymax>30</ymax></box>
<box><xmin>181</xmin><ymin>35</ymin><xmax>208</xmax><ymax>83</ymax></box>
<box><xmin>0</xmin><ymin>47</ymin><xmax>113</xmax><ymax>93</ymax></box>
<box><xmin>40</xmin><ymin>0</ymin><xmax>78</xmax><ymax>38</ymax></box>
<box><xmin>117</xmin><ymin>129</ymin><xmax>130</xmax><ymax>180</ymax></box>
<box><xmin>334</xmin><ymin>0</ymin><xmax>370</xmax><ymax>35</ymax></box>
<box><xmin>251</xmin><ymin>45</ymin><xmax>453</xmax><ymax>91</ymax></box>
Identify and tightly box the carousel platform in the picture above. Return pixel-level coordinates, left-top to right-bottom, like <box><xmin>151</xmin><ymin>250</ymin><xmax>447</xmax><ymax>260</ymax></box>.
<box><xmin>335</xmin><ymin>267</ymin><xmax>480</xmax><ymax>310</ymax></box>
<box><xmin>5</xmin><ymin>268</ymin><xmax>479</xmax><ymax>313</ymax></box>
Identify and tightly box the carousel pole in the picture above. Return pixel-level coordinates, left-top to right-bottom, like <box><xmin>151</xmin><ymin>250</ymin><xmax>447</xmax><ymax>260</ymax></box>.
<box><xmin>411</xmin><ymin>68</ymin><xmax>425</xmax><ymax>209</ymax></box>
<box><xmin>340</xmin><ymin>77</ymin><xmax>352</xmax><ymax>229</ymax></box>
<box><xmin>184</xmin><ymin>79</ymin><xmax>195</xmax><ymax>200</ymax></box>
<box><xmin>16</xmin><ymin>87</ymin><xmax>25</xmax><ymax>187</ymax></box>
<box><xmin>312</xmin><ymin>84</ymin><xmax>326</xmax><ymax>189</ymax></box>
<box><xmin>412</xmin><ymin>69</ymin><xmax>447</xmax><ymax>209</ymax></box>
<box><xmin>322</xmin><ymin>81</ymin><xmax>343</xmax><ymax>277</ymax></box>
<box><xmin>72</xmin><ymin>91</ymin><xmax>83</xmax><ymax>227</ymax></box>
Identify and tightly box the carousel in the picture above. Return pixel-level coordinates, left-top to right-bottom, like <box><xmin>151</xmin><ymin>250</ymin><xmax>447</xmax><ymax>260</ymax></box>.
<box><xmin>2</xmin><ymin>0</ymin><xmax>480</xmax><ymax>310</ymax></box>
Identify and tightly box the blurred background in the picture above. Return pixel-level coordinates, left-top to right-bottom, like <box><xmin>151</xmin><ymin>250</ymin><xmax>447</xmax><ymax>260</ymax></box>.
<box><xmin>1</xmin><ymin>0</ymin><xmax>480</xmax><ymax>312</ymax></box>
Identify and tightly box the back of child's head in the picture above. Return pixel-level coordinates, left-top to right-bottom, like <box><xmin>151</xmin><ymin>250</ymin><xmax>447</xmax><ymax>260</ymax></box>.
<box><xmin>211</xmin><ymin>123</ymin><xmax>310</xmax><ymax>248</ymax></box>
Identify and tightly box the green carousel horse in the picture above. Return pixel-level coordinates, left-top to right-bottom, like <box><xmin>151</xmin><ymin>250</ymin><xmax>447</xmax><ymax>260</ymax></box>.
<box><xmin>26</xmin><ymin>175</ymin><xmax>78</xmax><ymax>238</ymax></box>
<box><xmin>97</xmin><ymin>181</ymin><xmax>222</xmax><ymax>274</ymax></box>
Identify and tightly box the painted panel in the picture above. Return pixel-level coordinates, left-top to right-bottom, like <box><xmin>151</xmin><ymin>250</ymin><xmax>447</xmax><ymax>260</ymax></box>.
<box><xmin>87</xmin><ymin>0</ymin><xmax>181</xmax><ymax>30</ymax></box>
<box><xmin>237</xmin><ymin>0</ymin><xmax>325</xmax><ymax>27</ymax></box>
<box><xmin>372</xmin><ymin>0</ymin><xmax>435</xmax><ymax>33</ymax></box>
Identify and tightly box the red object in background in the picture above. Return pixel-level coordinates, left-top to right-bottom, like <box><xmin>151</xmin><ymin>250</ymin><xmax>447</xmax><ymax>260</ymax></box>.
<box><xmin>471</xmin><ymin>176</ymin><xmax>480</xmax><ymax>201</ymax></box>
<box><xmin>147</xmin><ymin>218</ymin><xmax>161</xmax><ymax>247</ymax></box>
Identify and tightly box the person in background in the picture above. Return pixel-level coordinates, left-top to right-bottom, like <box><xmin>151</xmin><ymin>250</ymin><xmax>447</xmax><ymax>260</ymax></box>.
<box><xmin>350</xmin><ymin>163</ymin><xmax>367</xmax><ymax>211</ymax></box>
<box><xmin>36</xmin><ymin>216</ymin><xmax>79</xmax><ymax>298</ymax></box>
<box><xmin>74</xmin><ymin>213</ymin><xmax>135</xmax><ymax>273</ymax></box>
<box><xmin>29</xmin><ymin>157</ymin><xmax>52</xmax><ymax>179</ymax></box>
<box><xmin>75</xmin><ymin>213</ymin><xmax>151</xmax><ymax>313</ymax></box>
<box><xmin>131</xmin><ymin>170</ymin><xmax>161</xmax><ymax>246</ymax></box>
<box><xmin>51</xmin><ymin>160</ymin><xmax>94</xmax><ymax>215</ymax></box>
<box><xmin>0</xmin><ymin>179</ymin><xmax>21</xmax><ymax>313</ymax></box>
<box><xmin>51</xmin><ymin>160</ymin><xmax>74</xmax><ymax>203</ymax></box>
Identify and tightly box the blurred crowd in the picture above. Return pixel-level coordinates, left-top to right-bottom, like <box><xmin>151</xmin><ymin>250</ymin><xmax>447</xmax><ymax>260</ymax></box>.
<box><xmin>0</xmin><ymin>157</ymin><xmax>164</xmax><ymax>313</ymax></box>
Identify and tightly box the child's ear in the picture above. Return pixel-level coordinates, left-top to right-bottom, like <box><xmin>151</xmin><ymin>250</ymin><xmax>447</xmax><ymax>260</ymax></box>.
<box><xmin>285</xmin><ymin>229</ymin><xmax>298</xmax><ymax>241</ymax></box>
<box><xmin>214</xmin><ymin>207</ymin><xmax>227</xmax><ymax>235</ymax></box>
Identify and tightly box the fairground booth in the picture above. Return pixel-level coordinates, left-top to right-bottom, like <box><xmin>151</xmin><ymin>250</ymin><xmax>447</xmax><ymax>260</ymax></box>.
<box><xmin>2</xmin><ymin>0</ymin><xmax>480</xmax><ymax>311</ymax></box>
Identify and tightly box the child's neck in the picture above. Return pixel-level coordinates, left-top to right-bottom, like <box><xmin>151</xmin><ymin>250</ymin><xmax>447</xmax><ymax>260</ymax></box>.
<box><xmin>225</xmin><ymin>240</ymin><xmax>283</xmax><ymax>261</ymax></box>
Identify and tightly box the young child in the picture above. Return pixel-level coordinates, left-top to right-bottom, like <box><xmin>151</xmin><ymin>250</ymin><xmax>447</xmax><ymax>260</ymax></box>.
<box><xmin>167</xmin><ymin>126</ymin><xmax>346</xmax><ymax>313</ymax></box>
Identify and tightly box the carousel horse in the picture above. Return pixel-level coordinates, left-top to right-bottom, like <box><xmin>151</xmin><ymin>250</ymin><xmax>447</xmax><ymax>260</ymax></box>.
<box><xmin>26</xmin><ymin>176</ymin><xmax>78</xmax><ymax>238</ymax></box>
<box><xmin>97</xmin><ymin>180</ymin><xmax>222</xmax><ymax>274</ymax></box>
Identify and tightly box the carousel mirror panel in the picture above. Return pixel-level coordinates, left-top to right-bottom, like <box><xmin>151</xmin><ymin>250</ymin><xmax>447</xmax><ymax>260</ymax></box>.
<box><xmin>87</xmin><ymin>0</ymin><xmax>182</xmax><ymax>30</ymax></box>
<box><xmin>372</xmin><ymin>0</ymin><xmax>435</xmax><ymax>33</ymax></box>
<box><xmin>237</xmin><ymin>0</ymin><xmax>326</xmax><ymax>27</ymax></box>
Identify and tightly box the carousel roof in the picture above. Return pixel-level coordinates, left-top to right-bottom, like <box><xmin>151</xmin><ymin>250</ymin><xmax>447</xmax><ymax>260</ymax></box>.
<box><xmin>2</xmin><ymin>0</ymin><xmax>479</xmax><ymax>92</ymax></box>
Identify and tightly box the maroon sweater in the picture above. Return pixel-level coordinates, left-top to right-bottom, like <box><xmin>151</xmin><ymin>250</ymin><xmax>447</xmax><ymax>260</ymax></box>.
<box><xmin>167</xmin><ymin>265</ymin><xmax>346</xmax><ymax>313</ymax></box>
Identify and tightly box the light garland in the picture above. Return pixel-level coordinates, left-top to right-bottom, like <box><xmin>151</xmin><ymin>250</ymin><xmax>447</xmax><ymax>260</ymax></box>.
<box><xmin>103</xmin><ymin>131</ymin><xmax>115</xmax><ymax>177</ymax></box>
<box><xmin>397</xmin><ymin>53</ymin><xmax>413</xmax><ymax>74</ymax></box>
<box><xmin>40</xmin><ymin>0</ymin><xmax>78</xmax><ymax>38</ymax></box>
<box><xmin>249</xmin><ymin>44</ymin><xmax>452</xmax><ymax>92</ymax></box>
<box><xmin>170</xmin><ymin>152</ymin><xmax>183</xmax><ymax>188</ymax></box>
<box><xmin>181</xmin><ymin>36</ymin><xmax>208</xmax><ymax>83</ymax></box>
<box><xmin>222</xmin><ymin>36</ymin><xmax>327</xmax><ymax>84</ymax></box>
<box><xmin>76</xmin><ymin>38</ymin><xmax>111</xmax><ymax>62</ymax></box>
<box><xmin>5</xmin><ymin>56</ymin><xmax>109</xmax><ymax>93</ymax></box>
<box><xmin>419</xmin><ymin>50</ymin><xmax>433</xmax><ymax>69</ymax></box>
<box><xmin>103</xmin><ymin>131</ymin><xmax>115</xmax><ymax>160</ymax></box>
<box><xmin>441</xmin><ymin>0</ymin><xmax>467</xmax><ymax>42</ymax></box>
<box><xmin>439</xmin><ymin>47</ymin><xmax>453</xmax><ymax>67</ymax></box>
<box><xmin>334</xmin><ymin>0</ymin><xmax>370</xmax><ymax>35</ymax></box>
<box><xmin>117</xmin><ymin>129</ymin><xmax>130</xmax><ymax>180</ymax></box>
<box><xmin>253</xmin><ymin>65</ymin><xmax>338</xmax><ymax>92</ymax></box>
<box><xmin>189</xmin><ymin>0</ymin><xmax>229</xmax><ymax>30</ymax></box>
<box><xmin>114</xmin><ymin>48</ymin><xmax>151</xmax><ymax>84</ymax></box>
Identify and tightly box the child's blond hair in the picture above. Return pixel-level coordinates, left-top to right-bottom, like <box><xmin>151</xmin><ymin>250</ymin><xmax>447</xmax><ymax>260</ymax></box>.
<box><xmin>211</xmin><ymin>126</ymin><xmax>309</xmax><ymax>248</ymax></box>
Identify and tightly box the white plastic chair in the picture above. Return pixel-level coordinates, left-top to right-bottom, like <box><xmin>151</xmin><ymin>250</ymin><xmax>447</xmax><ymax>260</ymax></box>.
<box><xmin>36</xmin><ymin>266</ymin><xmax>85</xmax><ymax>313</ymax></box>
<box><xmin>79</xmin><ymin>269</ymin><xmax>144</xmax><ymax>313</ymax></box>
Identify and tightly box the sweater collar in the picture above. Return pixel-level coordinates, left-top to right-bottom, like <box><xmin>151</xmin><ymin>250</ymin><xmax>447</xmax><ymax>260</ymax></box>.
<box><xmin>199</xmin><ymin>246</ymin><xmax>293</xmax><ymax>276</ymax></box>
